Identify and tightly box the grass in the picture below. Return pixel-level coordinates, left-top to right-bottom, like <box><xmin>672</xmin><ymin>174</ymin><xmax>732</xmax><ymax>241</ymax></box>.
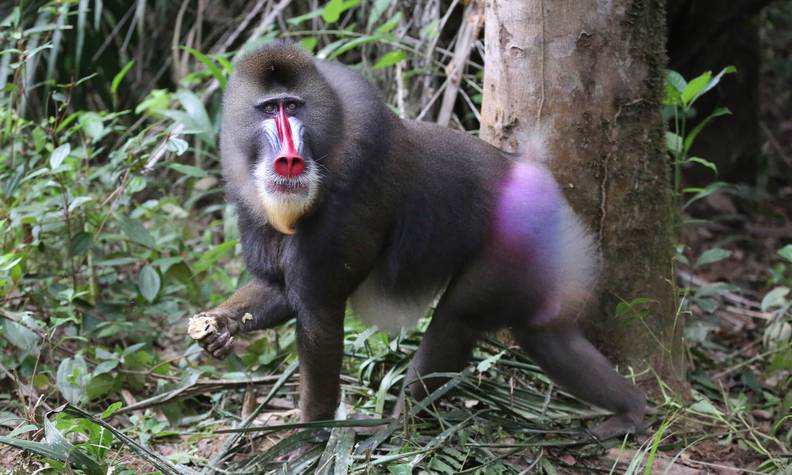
<box><xmin>0</xmin><ymin>1</ymin><xmax>790</xmax><ymax>473</ymax></box>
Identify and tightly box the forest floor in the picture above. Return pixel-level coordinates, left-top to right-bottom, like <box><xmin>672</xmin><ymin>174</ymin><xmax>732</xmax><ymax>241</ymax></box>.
<box><xmin>4</xmin><ymin>191</ymin><xmax>790</xmax><ymax>474</ymax></box>
<box><xmin>2</xmin><ymin>2</ymin><xmax>791</xmax><ymax>472</ymax></box>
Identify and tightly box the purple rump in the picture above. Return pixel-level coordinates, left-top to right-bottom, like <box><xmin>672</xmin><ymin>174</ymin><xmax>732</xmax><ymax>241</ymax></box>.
<box><xmin>492</xmin><ymin>161</ymin><xmax>562</xmax><ymax>274</ymax></box>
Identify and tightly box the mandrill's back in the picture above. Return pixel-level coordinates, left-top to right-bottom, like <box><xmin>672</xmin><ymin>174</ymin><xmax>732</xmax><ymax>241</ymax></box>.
<box><xmin>312</xmin><ymin>56</ymin><xmax>512</xmax><ymax>294</ymax></box>
<box><xmin>377</xmin><ymin>119</ymin><xmax>510</xmax><ymax>287</ymax></box>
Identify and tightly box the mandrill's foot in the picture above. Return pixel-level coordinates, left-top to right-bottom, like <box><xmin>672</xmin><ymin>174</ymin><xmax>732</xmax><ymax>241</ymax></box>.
<box><xmin>187</xmin><ymin>310</ymin><xmax>242</xmax><ymax>359</ymax></box>
<box><xmin>589</xmin><ymin>411</ymin><xmax>647</xmax><ymax>441</ymax></box>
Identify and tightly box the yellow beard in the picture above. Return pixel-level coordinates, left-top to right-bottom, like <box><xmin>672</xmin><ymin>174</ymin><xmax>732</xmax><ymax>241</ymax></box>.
<box><xmin>259</xmin><ymin>191</ymin><xmax>311</xmax><ymax>235</ymax></box>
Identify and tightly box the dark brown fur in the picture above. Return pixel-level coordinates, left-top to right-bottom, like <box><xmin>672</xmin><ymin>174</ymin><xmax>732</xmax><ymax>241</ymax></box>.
<box><xmin>193</xmin><ymin>42</ymin><xmax>645</xmax><ymax>438</ymax></box>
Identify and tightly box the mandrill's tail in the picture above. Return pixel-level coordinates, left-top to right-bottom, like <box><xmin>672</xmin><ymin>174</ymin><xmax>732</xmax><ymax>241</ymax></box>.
<box><xmin>519</xmin><ymin>128</ymin><xmax>600</xmax><ymax>319</ymax></box>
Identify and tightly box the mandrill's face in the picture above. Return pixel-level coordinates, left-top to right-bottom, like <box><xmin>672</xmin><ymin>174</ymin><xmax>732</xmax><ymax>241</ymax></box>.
<box><xmin>249</xmin><ymin>93</ymin><xmax>321</xmax><ymax>234</ymax></box>
<box><xmin>220</xmin><ymin>47</ymin><xmax>340</xmax><ymax>235</ymax></box>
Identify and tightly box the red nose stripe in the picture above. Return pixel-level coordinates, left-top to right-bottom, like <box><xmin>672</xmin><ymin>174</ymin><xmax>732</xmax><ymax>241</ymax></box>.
<box><xmin>273</xmin><ymin>103</ymin><xmax>305</xmax><ymax>177</ymax></box>
<box><xmin>276</xmin><ymin>104</ymin><xmax>298</xmax><ymax>157</ymax></box>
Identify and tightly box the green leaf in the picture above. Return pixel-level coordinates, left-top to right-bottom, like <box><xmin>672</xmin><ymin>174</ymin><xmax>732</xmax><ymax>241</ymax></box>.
<box><xmin>682</xmin><ymin>181</ymin><xmax>730</xmax><ymax>210</ymax></box>
<box><xmin>175</xmin><ymin>90</ymin><xmax>213</xmax><ymax>140</ymax></box>
<box><xmin>666</xmin><ymin>70</ymin><xmax>687</xmax><ymax>92</ymax></box>
<box><xmin>121</xmin><ymin>342</ymin><xmax>147</xmax><ymax>359</ymax></box>
<box><xmin>476</xmin><ymin>350</ymin><xmax>505</xmax><ymax>373</ymax></box>
<box><xmin>764</xmin><ymin>321</ymin><xmax>791</xmax><ymax>348</ymax></box>
<box><xmin>286</xmin><ymin>9</ymin><xmax>324</xmax><ymax>26</ymax></box>
<box><xmin>78</xmin><ymin>112</ymin><xmax>106</xmax><ymax>143</ymax></box>
<box><xmin>137</xmin><ymin>265</ymin><xmax>161</xmax><ymax>303</ymax></box>
<box><xmin>216</xmin><ymin>55</ymin><xmax>234</xmax><ymax>75</ymax></box>
<box><xmin>195</xmin><ymin>240</ymin><xmax>238</xmax><ymax>273</ymax></box>
<box><xmin>689</xmin><ymin>397</ymin><xmax>722</xmax><ymax>416</ymax></box>
<box><xmin>166</xmin><ymin>137</ymin><xmax>189</xmax><ymax>156</ymax></box>
<box><xmin>95</xmin><ymin>257</ymin><xmax>139</xmax><ymax>267</ymax></box>
<box><xmin>681</xmin><ymin>71</ymin><xmax>712</xmax><ymax>105</ymax></box>
<box><xmin>685</xmin><ymin>157</ymin><xmax>718</xmax><ymax>175</ymax></box>
<box><xmin>166</xmin><ymin>262</ymin><xmax>194</xmax><ymax>288</ymax></box>
<box><xmin>663</xmin><ymin>81</ymin><xmax>682</xmax><ymax>107</ymax></box>
<box><xmin>373</xmin><ymin>50</ymin><xmax>407</xmax><ymax>69</ymax></box>
<box><xmin>168</xmin><ymin>162</ymin><xmax>207</xmax><ymax>177</ymax></box>
<box><xmin>94</xmin><ymin>360</ymin><xmax>119</xmax><ymax>376</ymax></box>
<box><xmin>0</xmin><ymin>436</ymin><xmax>100</xmax><ymax>474</ymax></box>
<box><xmin>615</xmin><ymin>297</ymin><xmax>656</xmax><ymax>322</ymax></box>
<box><xmin>61</xmin><ymin>405</ymin><xmax>184</xmax><ymax>475</ymax></box>
<box><xmin>316</xmin><ymin>39</ymin><xmax>347</xmax><ymax>59</ymax></box>
<box><xmin>367</xmin><ymin>0</ymin><xmax>391</xmax><ymax>30</ymax></box>
<box><xmin>68</xmin><ymin>196</ymin><xmax>93</xmax><ymax>213</ymax></box>
<box><xmin>120</xmin><ymin>217</ymin><xmax>155</xmax><ymax>248</ymax></box>
<box><xmin>769</xmin><ymin>351</ymin><xmax>792</xmax><ymax>373</ymax></box>
<box><xmin>49</xmin><ymin>143</ymin><xmax>70</xmax><ymax>169</ymax></box>
<box><xmin>57</xmin><ymin>358</ymin><xmax>89</xmax><ymax>405</ymax></box>
<box><xmin>777</xmin><ymin>244</ymin><xmax>792</xmax><ymax>264</ymax></box>
<box><xmin>664</xmin><ymin>70</ymin><xmax>686</xmax><ymax>107</ymax></box>
<box><xmin>111</xmin><ymin>59</ymin><xmax>135</xmax><ymax>96</ymax></box>
<box><xmin>153</xmin><ymin>256</ymin><xmax>182</xmax><ymax>273</ymax></box>
<box><xmin>420</xmin><ymin>18</ymin><xmax>439</xmax><ymax>40</ymax></box>
<box><xmin>695</xmin><ymin>247</ymin><xmax>731</xmax><ymax>268</ymax></box>
<box><xmin>376</xmin><ymin>12</ymin><xmax>402</xmax><ymax>33</ymax></box>
<box><xmin>32</xmin><ymin>127</ymin><xmax>47</xmax><ymax>151</ymax></box>
<box><xmin>322</xmin><ymin>0</ymin><xmax>360</xmax><ymax>24</ymax></box>
<box><xmin>329</xmin><ymin>34</ymin><xmax>385</xmax><ymax>59</ymax></box>
<box><xmin>684</xmin><ymin>66</ymin><xmax>736</xmax><ymax>107</ymax></box>
<box><xmin>43</xmin><ymin>415</ymin><xmax>104</xmax><ymax>475</ymax></box>
<box><xmin>761</xmin><ymin>287</ymin><xmax>789</xmax><ymax>312</ymax></box>
<box><xmin>135</xmin><ymin>89</ymin><xmax>170</xmax><ymax>115</ymax></box>
<box><xmin>76</xmin><ymin>0</ymin><xmax>88</xmax><ymax>67</ymax></box>
<box><xmin>181</xmin><ymin>46</ymin><xmax>226</xmax><ymax>89</ymax></box>
<box><xmin>0</xmin><ymin>253</ymin><xmax>22</xmax><ymax>272</ymax></box>
<box><xmin>2</xmin><ymin>320</ymin><xmax>40</xmax><ymax>354</ymax></box>
<box><xmin>299</xmin><ymin>37</ymin><xmax>318</xmax><ymax>52</ymax></box>
<box><xmin>86</xmin><ymin>373</ymin><xmax>117</xmax><ymax>400</ymax></box>
<box><xmin>100</xmin><ymin>402</ymin><xmax>124</xmax><ymax>420</ymax></box>
<box><xmin>8</xmin><ymin>424</ymin><xmax>37</xmax><ymax>438</ymax></box>
<box><xmin>697</xmin><ymin>66</ymin><xmax>737</xmax><ymax>102</ymax></box>
<box><xmin>388</xmin><ymin>464</ymin><xmax>412</xmax><ymax>475</ymax></box>
<box><xmin>683</xmin><ymin>107</ymin><xmax>731</xmax><ymax>154</ymax></box>
<box><xmin>665</xmin><ymin>131</ymin><xmax>682</xmax><ymax>155</ymax></box>
<box><xmin>69</xmin><ymin>231</ymin><xmax>93</xmax><ymax>257</ymax></box>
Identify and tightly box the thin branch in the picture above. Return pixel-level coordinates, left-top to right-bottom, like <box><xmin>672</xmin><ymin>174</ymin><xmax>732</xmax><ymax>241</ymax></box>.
<box><xmin>761</xmin><ymin>121</ymin><xmax>792</xmax><ymax>166</ymax></box>
<box><xmin>143</xmin><ymin>0</ymin><xmax>295</xmax><ymax>176</ymax></box>
<box><xmin>211</xmin><ymin>0</ymin><xmax>268</xmax><ymax>54</ymax></box>
<box><xmin>436</xmin><ymin>0</ymin><xmax>484</xmax><ymax>127</ymax></box>
<box><xmin>678</xmin><ymin>270</ymin><xmax>763</xmax><ymax>310</ymax></box>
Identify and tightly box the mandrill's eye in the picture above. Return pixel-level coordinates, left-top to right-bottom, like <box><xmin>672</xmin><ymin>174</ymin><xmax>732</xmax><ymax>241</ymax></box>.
<box><xmin>285</xmin><ymin>101</ymin><xmax>297</xmax><ymax>112</ymax></box>
<box><xmin>261</xmin><ymin>103</ymin><xmax>277</xmax><ymax>114</ymax></box>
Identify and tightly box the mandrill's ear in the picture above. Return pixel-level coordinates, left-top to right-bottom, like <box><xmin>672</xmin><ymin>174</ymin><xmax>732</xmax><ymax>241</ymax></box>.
<box><xmin>234</xmin><ymin>41</ymin><xmax>319</xmax><ymax>89</ymax></box>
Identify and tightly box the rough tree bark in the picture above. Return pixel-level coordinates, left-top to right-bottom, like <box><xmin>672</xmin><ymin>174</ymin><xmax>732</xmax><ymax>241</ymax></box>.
<box><xmin>480</xmin><ymin>0</ymin><xmax>685</xmax><ymax>380</ymax></box>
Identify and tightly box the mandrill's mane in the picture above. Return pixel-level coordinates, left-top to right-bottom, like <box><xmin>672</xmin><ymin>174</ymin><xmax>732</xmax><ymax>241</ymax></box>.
<box><xmin>234</xmin><ymin>41</ymin><xmax>318</xmax><ymax>88</ymax></box>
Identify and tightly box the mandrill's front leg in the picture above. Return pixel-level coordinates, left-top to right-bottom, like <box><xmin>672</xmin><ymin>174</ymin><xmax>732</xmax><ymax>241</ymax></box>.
<box><xmin>188</xmin><ymin>279</ymin><xmax>294</xmax><ymax>359</ymax></box>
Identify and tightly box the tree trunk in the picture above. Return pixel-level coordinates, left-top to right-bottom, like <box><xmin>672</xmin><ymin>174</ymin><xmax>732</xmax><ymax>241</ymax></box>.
<box><xmin>480</xmin><ymin>0</ymin><xmax>684</xmax><ymax>380</ymax></box>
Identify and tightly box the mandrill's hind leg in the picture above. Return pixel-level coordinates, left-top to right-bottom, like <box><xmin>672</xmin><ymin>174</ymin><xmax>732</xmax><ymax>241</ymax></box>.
<box><xmin>396</xmin><ymin>303</ymin><xmax>479</xmax><ymax>416</ymax></box>
<box><xmin>512</xmin><ymin>321</ymin><xmax>646</xmax><ymax>440</ymax></box>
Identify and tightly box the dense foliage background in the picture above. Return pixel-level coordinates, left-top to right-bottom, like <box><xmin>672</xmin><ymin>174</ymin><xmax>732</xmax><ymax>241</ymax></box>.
<box><xmin>0</xmin><ymin>1</ymin><xmax>790</xmax><ymax>473</ymax></box>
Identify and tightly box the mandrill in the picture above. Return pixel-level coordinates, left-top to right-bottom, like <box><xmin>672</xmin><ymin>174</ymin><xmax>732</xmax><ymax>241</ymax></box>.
<box><xmin>187</xmin><ymin>41</ymin><xmax>645</xmax><ymax>439</ymax></box>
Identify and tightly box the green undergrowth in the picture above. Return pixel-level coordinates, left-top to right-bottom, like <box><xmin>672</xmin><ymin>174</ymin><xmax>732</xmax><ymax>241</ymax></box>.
<box><xmin>0</xmin><ymin>1</ymin><xmax>790</xmax><ymax>474</ymax></box>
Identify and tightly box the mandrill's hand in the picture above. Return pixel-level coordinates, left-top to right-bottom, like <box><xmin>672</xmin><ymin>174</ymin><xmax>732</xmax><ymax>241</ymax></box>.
<box><xmin>187</xmin><ymin>310</ymin><xmax>245</xmax><ymax>359</ymax></box>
